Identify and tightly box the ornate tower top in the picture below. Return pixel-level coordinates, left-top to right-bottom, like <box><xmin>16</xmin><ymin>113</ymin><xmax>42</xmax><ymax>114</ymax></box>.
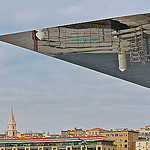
<box><xmin>7</xmin><ymin>109</ymin><xmax>16</xmax><ymax>124</ymax></box>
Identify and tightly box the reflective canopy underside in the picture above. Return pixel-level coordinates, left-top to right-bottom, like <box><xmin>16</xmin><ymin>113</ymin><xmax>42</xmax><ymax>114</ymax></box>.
<box><xmin>1</xmin><ymin>13</ymin><xmax>150</xmax><ymax>88</ymax></box>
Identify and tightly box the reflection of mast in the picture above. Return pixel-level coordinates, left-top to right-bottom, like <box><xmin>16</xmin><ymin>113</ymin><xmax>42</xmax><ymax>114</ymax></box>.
<box><xmin>117</xmin><ymin>32</ymin><xmax>127</xmax><ymax>72</ymax></box>
<box><xmin>118</xmin><ymin>53</ymin><xmax>127</xmax><ymax>72</ymax></box>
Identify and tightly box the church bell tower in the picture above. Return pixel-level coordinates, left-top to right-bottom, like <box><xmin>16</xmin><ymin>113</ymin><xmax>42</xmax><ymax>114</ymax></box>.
<box><xmin>6</xmin><ymin>109</ymin><xmax>17</xmax><ymax>138</ymax></box>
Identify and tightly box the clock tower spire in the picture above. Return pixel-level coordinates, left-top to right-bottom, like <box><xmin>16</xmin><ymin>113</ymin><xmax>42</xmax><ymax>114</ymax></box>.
<box><xmin>6</xmin><ymin>109</ymin><xmax>17</xmax><ymax>138</ymax></box>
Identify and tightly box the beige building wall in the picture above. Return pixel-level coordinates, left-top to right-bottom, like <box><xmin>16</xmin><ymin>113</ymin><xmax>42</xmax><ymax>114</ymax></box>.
<box><xmin>61</xmin><ymin>128</ymin><xmax>85</xmax><ymax>136</ymax></box>
<box><xmin>85</xmin><ymin>128</ymin><xmax>108</xmax><ymax>136</ymax></box>
<box><xmin>101</xmin><ymin>129</ymin><xmax>138</xmax><ymax>150</ymax></box>
<box><xmin>136</xmin><ymin>140</ymin><xmax>150</xmax><ymax>150</ymax></box>
<box><xmin>0</xmin><ymin>147</ymin><xmax>5</xmax><ymax>150</ymax></box>
<box><xmin>137</xmin><ymin>125</ymin><xmax>150</xmax><ymax>138</ymax></box>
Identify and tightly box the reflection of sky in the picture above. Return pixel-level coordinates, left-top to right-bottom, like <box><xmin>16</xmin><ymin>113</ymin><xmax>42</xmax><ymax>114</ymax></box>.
<box><xmin>0</xmin><ymin>0</ymin><xmax>150</xmax><ymax>134</ymax></box>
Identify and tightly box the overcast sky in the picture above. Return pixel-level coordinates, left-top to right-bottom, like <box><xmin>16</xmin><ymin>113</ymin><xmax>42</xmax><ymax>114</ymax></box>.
<box><xmin>0</xmin><ymin>0</ymin><xmax>150</xmax><ymax>134</ymax></box>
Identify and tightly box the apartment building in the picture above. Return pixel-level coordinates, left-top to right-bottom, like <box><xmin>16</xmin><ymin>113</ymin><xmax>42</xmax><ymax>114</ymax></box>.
<box><xmin>100</xmin><ymin>128</ymin><xmax>138</xmax><ymax>150</ymax></box>
<box><xmin>61</xmin><ymin>128</ymin><xmax>85</xmax><ymax>136</ymax></box>
<box><xmin>0</xmin><ymin>134</ymin><xmax>5</xmax><ymax>138</ymax></box>
<box><xmin>136</xmin><ymin>125</ymin><xmax>150</xmax><ymax>139</ymax></box>
<box><xmin>21</xmin><ymin>132</ymin><xmax>44</xmax><ymax>138</ymax></box>
<box><xmin>85</xmin><ymin>128</ymin><xmax>109</xmax><ymax>136</ymax></box>
<box><xmin>136</xmin><ymin>139</ymin><xmax>150</xmax><ymax>150</ymax></box>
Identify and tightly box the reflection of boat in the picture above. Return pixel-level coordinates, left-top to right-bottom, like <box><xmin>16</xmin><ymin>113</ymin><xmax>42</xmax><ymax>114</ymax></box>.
<box><xmin>1</xmin><ymin>13</ymin><xmax>150</xmax><ymax>87</ymax></box>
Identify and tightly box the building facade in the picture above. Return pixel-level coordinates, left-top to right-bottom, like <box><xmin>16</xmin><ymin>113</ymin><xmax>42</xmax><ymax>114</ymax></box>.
<box><xmin>85</xmin><ymin>128</ymin><xmax>109</xmax><ymax>136</ymax></box>
<box><xmin>100</xmin><ymin>128</ymin><xmax>139</xmax><ymax>150</ymax></box>
<box><xmin>136</xmin><ymin>125</ymin><xmax>150</xmax><ymax>139</ymax></box>
<box><xmin>0</xmin><ymin>135</ymin><xmax>117</xmax><ymax>150</ymax></box>
<box><xmin>0</xmin><ymin>134</ymin><xmax>5</xmax><ymax>139</ymax></box>
<box><xmin>61</xmin><ymin>128</ymin><xmax>85</xmax><ymax>137</ymax></box>
<box><xmin>21</xmin><ymin>132</ymin><xmax>44</xmax><ymax>138</ymax></box>
<box><xmin>136</xmin><ymin>139</ymin><xmax>150</xmax><ymax>150</ymax></box>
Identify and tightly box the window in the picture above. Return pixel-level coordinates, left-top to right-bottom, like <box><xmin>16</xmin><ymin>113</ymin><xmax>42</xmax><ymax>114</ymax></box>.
<box><xmin>139</xmin><ymin>143</ymin><xmax>141</xmax><ymax>148</ymax></box>
<box><xmin>138</xmin><ymin>133</ymin><xmax>141</xmax><ymax>136</ymax></box>
<box><xmin>120</xmin><ymin>144</ymin><xmax>122</xmax><ymax>148</ymax></box>
<box><xmin>98</xmin><ymin>147</ymin><xmax>101</xmax><ymax>150</ymax></box>
<box><xmin>124</xmin><ymin>144</ymin><xmax>128</xmax><ymax>148</ymax></box>
<box><xmin>106</xmin><ymin>134</ymin><xmax>109</xmax><ymax>137</ymax></box>
<box><xmin>97</xmin><ymin>141</ymin><xmax>101</xmax><ymax>145</ymax></box>
<box><xmin>120</xmin><ymin>139</ymin><xmax>122</xmax><ymax>142</ymax></box>
<box><xmin>110</xmin><ymin>134</ymin><xmax>114</xmax><ymax>137</ymax></box>
<box><xmin>68</xmin><ymin>142</ymin><xmax>74</xmax><ymax>146</ymax></box>
<box><xmin>124</xmin><ymin>133</ymin><xmax>127</xmax><ymax>136</ymax></box>
<box><xmin>115</xmin><ymin>134</ymin><xmax>118</xmax><ymax>137</ymax></box>
<box><xmin>119</xmin><ymin>134</ymin><xmax>123</xmax><ymax>137</ymax></box>
<box><xmin>124</xmin><ymin>139</ymin><xmax>128</xmax><ymax>143</ymax></box>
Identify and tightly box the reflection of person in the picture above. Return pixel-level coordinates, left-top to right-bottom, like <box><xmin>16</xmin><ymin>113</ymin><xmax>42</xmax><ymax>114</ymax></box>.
<box><xmin>36</xmin><ymin>29</ymin><xmax>45</xmax><ymax>40</ymax></box>
<box><xmin>32</xmin><ymin>30</ymin><xmax>39</xmax><ymax>51</ymax></box>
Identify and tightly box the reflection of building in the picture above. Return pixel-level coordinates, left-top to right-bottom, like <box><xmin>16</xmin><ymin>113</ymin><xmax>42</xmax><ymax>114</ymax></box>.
<box><xmin>100</xmin><ymin>128</ymin><xmax>138</xmax><ymax>150</ymax></box>
<box><xmin>6</xmin><ymin>109</ymin><xmax>17</xmax><ymax>138</ymax></box>
<box><xmin>61</xmin><ymin>128</ymin><xmax>85</xmax><ymax>136</ymax></box>
<box><xmin>0</xmin><ymin>135</ymin><xmax>117</xmax><ymax>150</ymax></box>
<box><xmin>136</xmin><ymin>139</ymin><xmax>150</xmax><ymax>150</ymax></box>
<box><xmin>136</xmin><ymin>125</ymin><xmax>150</xmax><ymax>139</ymax></box>
<box><xmin>85</xmin><ymin>128</ymin><xmax>109</xmax><ymax>135</ymax></box>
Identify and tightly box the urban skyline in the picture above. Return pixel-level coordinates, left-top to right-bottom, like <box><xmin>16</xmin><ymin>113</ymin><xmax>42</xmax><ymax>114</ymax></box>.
<box><xmin>1</xmin><ymin>109</ymin><xmax>149</xmax><ymax>136</ymax></box>
<box><xmin>0</xmin><ymin>0</ymin><xmax>150</xmax><ymax>134</ymax></box>
<box><xmin>1</xmin><ymin>110</ymin><xmax>150</xmax><ymax>150</ymax></box>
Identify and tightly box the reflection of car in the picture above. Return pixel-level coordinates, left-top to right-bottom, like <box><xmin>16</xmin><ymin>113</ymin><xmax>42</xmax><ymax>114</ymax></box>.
<box><xmin>1</xmin><ymin>13</ymin><xmax>150</xmax><ymax>88</ymax></box>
